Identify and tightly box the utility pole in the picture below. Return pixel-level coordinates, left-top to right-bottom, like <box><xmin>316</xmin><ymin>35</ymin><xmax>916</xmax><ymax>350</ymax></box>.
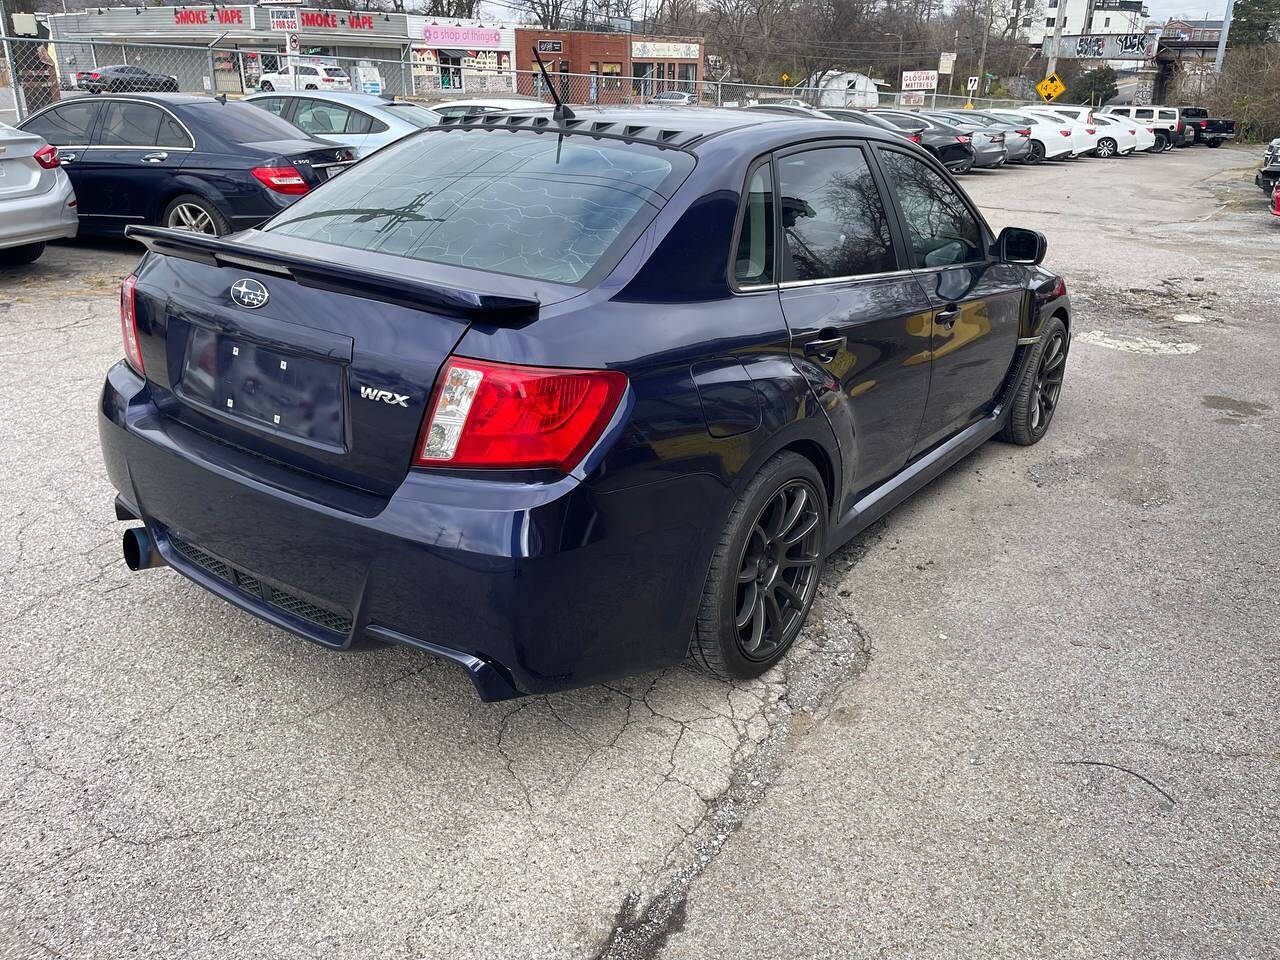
<box><xmin>975</xmin><ymin>0</ymin><xmax>994</xmax><ymax>100</ymax></box>
<box><xmin>947</xmin><ymin>26</ymin><xmax>958</xmax><ymax>95</ymax></box>
<box><xmin>1046</xmin><ymin>0</ymin><xmax>1068</xmax><ymax>76</ymax></box>
<box><xmin>1213</xmin><ymin>0</ymin><xmax>1235</xmax><ymax>73</ymax></box>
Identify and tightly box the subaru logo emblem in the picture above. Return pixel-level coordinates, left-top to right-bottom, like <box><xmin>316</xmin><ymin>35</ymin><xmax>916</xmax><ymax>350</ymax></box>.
<box><xmin>230</xmin><ymin>278</ymin><xmax>269</xmax><ymax>310</ymax></box>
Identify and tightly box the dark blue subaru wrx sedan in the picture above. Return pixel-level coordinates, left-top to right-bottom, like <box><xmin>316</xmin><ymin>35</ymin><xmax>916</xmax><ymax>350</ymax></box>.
<box><xmin>100</xmin><ymin>106</ymin><xmax>1071</xmax><ymax>701</ymax></box>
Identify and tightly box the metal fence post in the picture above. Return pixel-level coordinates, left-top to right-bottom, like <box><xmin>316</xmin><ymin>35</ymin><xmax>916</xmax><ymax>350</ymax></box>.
<box><xmin>0</xmin><ymin>0</ymin><xmax>27</xmax><ymax>121</ymax></box>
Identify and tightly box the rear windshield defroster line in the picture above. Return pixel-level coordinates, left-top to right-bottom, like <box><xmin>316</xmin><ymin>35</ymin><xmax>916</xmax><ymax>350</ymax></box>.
<box><xmin>263</xmin><ymin>128</ymin><xmax>694</xmax><ymax>286</ymax></box>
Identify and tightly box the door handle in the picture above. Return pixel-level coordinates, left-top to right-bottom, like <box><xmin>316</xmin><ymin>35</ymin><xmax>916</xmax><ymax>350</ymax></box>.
<box><xmin>60</xmin><ymin>152</ymin><xmax>77</xmax><ymax>164</ymax></box>
<box><xmin>935</xmin><ymin>304</ymin><xmax>960</xmax><ymax>329</ymax></box>
<box><xmin>140</xmin><ymin>152</ymin><xmax>168</xmax><ymax>163</ymax></box>
<box><xmin>803</xmin><ymin>333</ymin><xmax>846</xmax><ymax>363</ymax></box>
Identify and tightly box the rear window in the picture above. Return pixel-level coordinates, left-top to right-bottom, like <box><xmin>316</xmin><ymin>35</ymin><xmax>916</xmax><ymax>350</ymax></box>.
<box><xmin>324</xmin><ymin>68</ymin><xmax>348</xmax><ymax>78</ymax></box>
<box><xmin>181</xmin><ymin>101</ymin><xmax>306</xmax><ymax>143</ymax></box>
<box><xmin>264</xmin><ymin>129</ymin><xmax>691</xmax><ymax>285</ymax></box>
<box><xmin>1182</xmin><ymin>108</ymin><xmax>1207</xmax><ymax>118</ymax></box>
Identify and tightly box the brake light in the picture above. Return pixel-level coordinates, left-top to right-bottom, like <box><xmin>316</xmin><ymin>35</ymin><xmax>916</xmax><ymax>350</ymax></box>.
<box><xmin>33</xmin><ymin>144</ymin><xmax>59</xmax><ymax>169</ymax></box>
<box><xmin>414</xmin><ymin>358</ymin><xmax>628</xmax><ymax>472</ymax></box>
<box><xmin>1085</xmin><ymin>127</ymin><xmax>1096</xmax><ymax>135</ymax></box>
<box><xmin>1200</xmin><ymin>120</ymin><xmax>1207</xmax><ymax>128</ymax></box>
<box><xmin>956</xmin><ymin>135</ymin><xmax>971</xmax><ymax>144</ymax></box>
<box><xmin>120</xmin><ymin>275</ymin><xmax>143</xmax><ymax>375</ymax></box>
<box><xmin>251</xmin><ymin>166</ymin><xmax>309</xmax><ymax>195</ymax></box>
<box><xmin>1146</xmin><ymin>126</ymin><xmax>1155</xmax><ymax>133</ymax></box>
<box><xmin>90</xmin><ymin>72</ymin><xmax>100</xmax><ymax>80</ymax></box>
<box><xmin>1129</xmin><ymin>129</ymin><xmax>1136</xmax><ymax>135</ymax></box>
<box><xmin>1016</xmin><ymin>128</ymin><xmax>1030</xmax><ymax>137</ymax></box>
<box><xmin>907</xmin><ymin>133</ymin><xmax>921</xmax><ymax>144</ymax></box>
<box><xmin>322</xmin><ymin>77</ymin><xmax>334</xmax><ymax>83</ymax></box>
<box><xmin>1060</xmin><ymin>129</ymin><xmax>1071</xmax><ymax>137</ymax></box>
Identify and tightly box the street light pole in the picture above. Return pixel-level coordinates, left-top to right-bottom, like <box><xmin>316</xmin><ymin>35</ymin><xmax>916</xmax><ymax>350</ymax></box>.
<box><xmin>1213</xmin><ymin>0</ymin><xmax>1236</xmax><ymax>74</ymax></box>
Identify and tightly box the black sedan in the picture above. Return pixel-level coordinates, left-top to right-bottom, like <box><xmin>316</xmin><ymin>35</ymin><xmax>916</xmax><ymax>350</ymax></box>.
<box><xmin>75</xmin><ymin>64</ymin><xmax>178</xmax><ymax>94</ymax></box>
<box><xmin>19</xmin><ymin>94</ymin><xmax>353</xmax><ymax>236</ymax></box>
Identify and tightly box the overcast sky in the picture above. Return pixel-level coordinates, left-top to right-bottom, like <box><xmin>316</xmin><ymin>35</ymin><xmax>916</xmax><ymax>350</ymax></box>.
<box><xmin>1145</xmin><ymin>0</ymin><xmax>1230</xmax><ymax>22</ymax></box>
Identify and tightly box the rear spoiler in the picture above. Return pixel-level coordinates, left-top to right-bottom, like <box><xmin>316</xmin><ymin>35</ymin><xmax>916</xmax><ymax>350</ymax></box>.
<box><xmin>125</xmin><ymin>225</ymin><xmax>540</xmax><ymax>325</ymax></box>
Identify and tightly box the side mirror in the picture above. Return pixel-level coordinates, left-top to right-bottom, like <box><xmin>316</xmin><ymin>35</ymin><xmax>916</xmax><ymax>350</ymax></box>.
<box><xmin>997</xmin><ymin>226</ymin><xmax>1047</xmax><ymax>265</ymax></box>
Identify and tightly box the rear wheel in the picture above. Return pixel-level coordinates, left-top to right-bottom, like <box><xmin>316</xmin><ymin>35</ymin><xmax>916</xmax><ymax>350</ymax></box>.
<box><xmin>1096</xmin><ymin>137</ymin><xmax>1117</xmax><ymax>158</ymax></box>
<box><xmin>1000</xmin><ymin>316</ymin><xmax>1068</xmax><ymax>446</ymax></box>
<box><xmin>259</xmin><ymin>81</ymin><xmax>274</xmax><ymax>91</ymax></box>
<box><xmin>1026</xmin><ymin>140</ymin><xmax>1046</xmax><ymax>163</ymax></box>
<box><xmin>162</xmin><ymin>194</ymin><xmax>230</xmax><ymax>236</ymax></box>
<box><xmin>0</xmin><ymin>242</ymin><xmax>46</xmax><ymax>266</ymax></box>
<box><xmin>1152</xmin><ymin>131</ymin><xmax>1168</xmax><ymax>152</ymax></box>
<box><xmin>304</xmin><ymin>84</ymin><xmax>318</xmax><ymax>90</ymax></box>
<box><xmin>1207</xmin><ymin>138</ymin><xmax>1222</xmax><ymax>148</ymax></box>
<box><xmin>691</xmin><ymin>452</ymin><xmax>827</xmax><ymax>680</ymax></box>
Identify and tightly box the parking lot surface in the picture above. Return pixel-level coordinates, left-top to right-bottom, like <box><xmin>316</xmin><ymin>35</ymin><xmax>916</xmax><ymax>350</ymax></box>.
<box><xmin>2</xmin><ymin>146</ymin><xmax>1277</xmax><ymax>959</ymax></box>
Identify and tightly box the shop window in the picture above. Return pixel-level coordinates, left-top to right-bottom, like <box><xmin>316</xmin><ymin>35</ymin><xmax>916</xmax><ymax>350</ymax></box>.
<box><xmin>602</xmin><ymin>62</ymin><xmax>622</xmax><ymax>92</ymax></box>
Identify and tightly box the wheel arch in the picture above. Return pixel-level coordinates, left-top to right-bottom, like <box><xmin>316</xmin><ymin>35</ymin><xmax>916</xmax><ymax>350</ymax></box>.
<box><xmin>731</xmin><ymin>414</ymin><xmax>843</xmax><ymax>519</ymax></box>
<box><xmin>149</xmin><ymin>178</ymin><xmax>231</xmax><ymax>226</ymax></box>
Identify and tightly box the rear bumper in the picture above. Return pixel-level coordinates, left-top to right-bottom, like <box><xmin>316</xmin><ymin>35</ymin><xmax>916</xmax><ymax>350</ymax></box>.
<box><xmin>99</xmin><ymin>363</ymin><xmax>724</xmax><ymax>700</ymax></box>
<box><xmin>972</xmin><ymin>145</ymin><xmax>1007</xmax><ymax>167</ymax></box>
<box><xmin>0</xmin><ymin>175</ymin><xmax>78</xmax><ymax>248</ymax></box>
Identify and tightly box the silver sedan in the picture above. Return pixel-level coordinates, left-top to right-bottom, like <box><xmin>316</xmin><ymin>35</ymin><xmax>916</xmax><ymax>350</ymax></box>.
<box><xmin>0</xmin><ymin>121</ymin><xmax>78</xmax><ymax>266</ymax></box>
<box><xmin>243</xmin><ymin>91</ymin><xmax>441</xmax><ymax>159</ymax></box>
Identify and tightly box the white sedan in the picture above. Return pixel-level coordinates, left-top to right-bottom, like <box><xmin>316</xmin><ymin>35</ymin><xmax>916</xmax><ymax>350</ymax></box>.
<box><xmin>1025</xmin><ymin>108</ymin><xmax>1100</xmax><ymax>157</ymax></box>
<box><xmin>986</xmin><ymin>110</ymin><xmax>1075</xmax><ymax>160</ymax></box>
<box><xmin>1089</xmin><ymin>114</ymin><xmax>1140</xmax><ymax>157</ymax></box>
<box><xmin>1094</xmin><ymin>113</ymin><xmax>1155</xmax><ymax>153</ymax></box>
<box><xmin>0</xmin><ymin>122</ymin><xmax>78</xmax><ymax>266</ymax></box>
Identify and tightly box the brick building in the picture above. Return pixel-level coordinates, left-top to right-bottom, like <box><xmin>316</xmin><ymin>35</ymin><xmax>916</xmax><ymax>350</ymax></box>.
<box><xmin>513</xmin><ymin>29</ymin><xmax>702</xmax><ymax>104</ymax></box>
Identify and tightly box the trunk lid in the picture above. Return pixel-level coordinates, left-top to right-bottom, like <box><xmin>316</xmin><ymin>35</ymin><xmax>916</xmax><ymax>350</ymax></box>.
<box><xmin>0</xmin><ymin>123</ymin><xmax>56</xmax><ymax>202</ymax></box>
<box><xmin>126</xmin><ymin>226</ymin><xmax>542</xmax><ymax>497</ymax></box>
<box><xmin>243</xmin><ymin>140</ymin><xmax>354</xmax><ymax>187</ymax></box>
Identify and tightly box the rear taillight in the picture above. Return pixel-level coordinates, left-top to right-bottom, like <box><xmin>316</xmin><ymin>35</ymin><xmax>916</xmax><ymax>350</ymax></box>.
<box><xmin>120</xmin><ymin>275</ymin><xmax>143</xmax><ymax>375</ymax></box>
<box><xmin>907</xmin><ymin>133</ymin><xmax>921</xmax><ymax>144</ymax></box>
<box><xmin>251</xmin><ymin>166</ymin><xmax>309</xmax><ymax>195</ymax></box>
<box><xmin>1146</xmin><ymin>126</ymin><xmax>1155</xmax><ymax>133</ymax></box>
<box><xmin>33</xmin><ymin>144</ymin><xmax>59</xmax><ymax>169</ymax></box>
<box><xmin>1085</xmin><ymin>127</ymin><xmax>1096</xmax><ymax>135</ymax></box>
<box><xmin>956</xmin><ymin>135</ymin><xmax>971</xmax><ymax>144</ymax></box>
<box><xmin>1200</xmin><ymin>120</ymin><xmax>1207</xmax><ymax>128</ymax></box>
<box><xmin>1016</xmin><ymin>127</ymin><xmax>1030</xmax><ymax>137</ymax></box>
<box><xmin>90</xmin><ymin>72</ymin><xmax>100</xmax><ymax>80</ymax></box>
<box><xmin>1129</xmin><ymin>129</ymin><xmax>1136</xmax><ymax>135</ymax></box>
<box><xmin>414</xmin><ymin>358</ymin><xmax>628</xmax><ymax>472</ymax></box>
<box><xmin>1060</xmin><ymin>129</ymin><xmax>1071</xmax><ymax>137</ymax></box>
<box><xmin>322</xmin><ymin>77</ymin><xmax>334</xmax><ymax>83</ymax></box>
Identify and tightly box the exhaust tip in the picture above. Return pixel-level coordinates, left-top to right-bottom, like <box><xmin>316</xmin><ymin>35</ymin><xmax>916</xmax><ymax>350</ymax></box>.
<box><xmin>123</xmin><ymin>527</ymin><xmax>165</xmax><ymax>571</ymax></box>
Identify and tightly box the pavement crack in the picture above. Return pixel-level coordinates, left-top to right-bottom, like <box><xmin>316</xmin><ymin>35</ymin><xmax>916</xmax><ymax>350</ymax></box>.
<box><xmin>1057</xmin><ymin>759</ymin><xmax>1178</xmax><ymax>806</ymax></box>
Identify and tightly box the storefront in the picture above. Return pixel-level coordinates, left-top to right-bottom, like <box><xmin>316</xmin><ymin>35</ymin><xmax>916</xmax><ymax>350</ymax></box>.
<box><xmin>512</xmin><ymin>30</ymin><xmax>701</xmax><ymax>104</ymax></box>
<box><xmin>406</xmin><ymin>18</ymin><xmax>516</xmax><ymax>96</ymax></box>
<box><xmin>47</xmin><ymin>4</ymin><xmax>415</xmax><ymax>95</ymax></box>
<box><xmin>630</xmin><ymin>39</ymin><xmax>700</xmax><ymax>98</ymax></box>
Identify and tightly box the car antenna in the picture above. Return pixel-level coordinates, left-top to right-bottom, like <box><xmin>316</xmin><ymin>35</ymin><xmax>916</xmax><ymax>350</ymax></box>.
<box><xmin>532</xmin><ymin>46</ymin><xmax>574</xmax><ymax>122</ymax></box>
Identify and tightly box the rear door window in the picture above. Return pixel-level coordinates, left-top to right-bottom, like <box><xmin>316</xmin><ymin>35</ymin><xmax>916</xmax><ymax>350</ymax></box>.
<box><xmin>263</xmin><ymin>129</ymin><xmax>691</xmax><ymax>285</ymax></box>
<box><xmin>22</xmin><ymin>100</ymin><xmax>101</xmax><ymax>146</ymax></box>
<box><xmin>97</xmin><ymin>101</ymin><xmax>163</xmax><ymax>146</ymax></box>
<box><xmin>292</xmin><ymin>99</ymin><xmax>353</xmax><ymax>136</ymax></box>
<box><xmin>775</xmin><ymin>145</ymin><xmax>896</xmax><ymax>282</ymax></box>
<box><xmin>878</xmin><ymin>149</ymin><xmax>985</xmax><ymax>269</ymax></box>
<box><xmin>251</xmin><ymin>96</ymin><xmax>289</xmax><ymax>117</ymax></box>
<box><xmin>733</xmin><ymin>161</ymin><xmax>775</xmax><ymax>287</ymax></box>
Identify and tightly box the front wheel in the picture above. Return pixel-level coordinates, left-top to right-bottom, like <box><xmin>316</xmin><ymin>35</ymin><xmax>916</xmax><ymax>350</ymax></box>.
<box><xmin>1000</xmin><ymin>316</ymin><xmax>1068</xmax><ymax>446</ymax></box>
<box><xmin>691</xmin><ymin>452</ymin><xmax>827</xmax><ymax>680</ymax></box>
<box><xmin>1096</xmin><ymin>137</ymin><xmax>1117</xmax><ymax>158</ymax></box>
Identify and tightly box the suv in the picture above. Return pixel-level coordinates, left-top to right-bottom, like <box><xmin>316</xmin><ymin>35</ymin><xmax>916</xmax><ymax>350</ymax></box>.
<box><xmin>101</xmin><ymin>107</ymin><xmax>1070</xmax><ymax>700</ymax></box>
<box><xmin>1102</xmin><ymin>105</ymin><xmax>1183</xmax><ymax>151</ymax></box>
<box><xmin>1257</xmin><ymin>138</ymin><xmax>1280</xmax><ymax>194</ymax></box>
<box><xmin>258</xmin><ymin>61</ymin><xmax>352</xmax><ymax>92</ymax></box>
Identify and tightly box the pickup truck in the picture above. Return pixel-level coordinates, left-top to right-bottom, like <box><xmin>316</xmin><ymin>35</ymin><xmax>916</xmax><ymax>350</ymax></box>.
<box><xmin>1178</xmin><ymin>107</ymin><xmax>1235</xmax><ymax>147</ymax></box>
<box><xmin>1257</xmin><ymin>138</ymin><xmax>1280</xmax><ymax>194</ymax></box>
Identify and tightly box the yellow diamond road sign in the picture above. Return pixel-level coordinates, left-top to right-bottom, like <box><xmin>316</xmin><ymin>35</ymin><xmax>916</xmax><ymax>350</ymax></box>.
<box><xmin>1036</xmin><ymin>73</ymin><xmax>1065</xmax><ymax>102</ymax></box>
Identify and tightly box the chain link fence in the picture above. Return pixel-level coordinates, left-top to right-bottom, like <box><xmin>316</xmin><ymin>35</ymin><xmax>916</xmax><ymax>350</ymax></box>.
<box><xmin>1</xmin><ymin>34</ymin><xmax>1037</xmax><ymax>126</ymax></box>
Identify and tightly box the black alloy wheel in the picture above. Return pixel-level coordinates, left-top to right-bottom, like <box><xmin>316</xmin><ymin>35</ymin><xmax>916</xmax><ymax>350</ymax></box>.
<box><xmin>731</xmin><ymin>480</ymin><xmax>823</xmax><ymax>662</ymax></box>
<box><xmin>1000</xmin><ymin>315</ymin><xmax>1069</xmax><ymax>446</ymax></box>
<box><xmin>691</xmin><ymin>452</ymin><xmax>828</xmax><ymax>680</ymax></box>
<box><xmin>1027</xmin><ymin>140</ymin><xmax>1045</xmax><ymax>163</ymax></box>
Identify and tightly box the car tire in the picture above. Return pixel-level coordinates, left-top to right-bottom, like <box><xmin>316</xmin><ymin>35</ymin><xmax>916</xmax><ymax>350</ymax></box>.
<box><xmin>1207</xmin><ymin>138</ymin><xmax>1222</xmax><ymax>148</ymax></box>
<box><xmin>951</xmin><ymin>155</ymin><xmax>974</xmax><ymax>175</ymax></box>
<box><xmin>259</xmin><ymin>81</ymin><xmax>274</xmax><ymax>91</ymax></box>
<box><xmin>691</xmin><ymin>452</ymin><xmax>827</xmax><ymax>680</ymax></box>
<box><xmin>305</xmin><ymin>84</ymin><xmax>318</xmax><ymax>90</ymax></box>
<box><xmin>0</xmin><ymin>242</ymin><xmax>46</xmax><ymax>266</ymax></box>
<box><xmin>162</xmin><ymin>194</ymin><xmax>230</xmax><ymax>236</ymax></box>
<box><xmin>999</xmin><ymin>315</ymin><xmax>1068</xmax><ymax>446</ymax></box>
<box><xmin>1152</xmin><ymin>131</ymin><xmax>1168</xmax><ymax>152</ymax></box>
<box><xmin>1096</xmin><ymin>137</ymin><xmax>1117</xmax><ymax>158</ymax></box>
<box><xmin>1026</xmin><ymin>140</ymin><xmax>1045</xmax><ymax>163</ymax></box>
<box><xmin>1162</xmin><ymin>135</ymin><xmax>1175</xmax><ymax>153</ymax></box>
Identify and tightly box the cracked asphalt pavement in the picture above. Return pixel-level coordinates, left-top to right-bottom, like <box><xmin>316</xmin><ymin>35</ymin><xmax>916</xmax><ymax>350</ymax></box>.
<box><xmin>2</xmin><ymin>146</ymin><xmax>1277</xmax><ymax>959</ymax></box>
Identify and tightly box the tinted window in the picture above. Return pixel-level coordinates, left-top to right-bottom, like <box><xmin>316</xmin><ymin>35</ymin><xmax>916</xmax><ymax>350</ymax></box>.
<box><xmin>181</xmin><ymin>101</ymin><xmax>307</xmax><ymax>143</ymax></box>
<box><xmin>264</xmin><ymin>129</ymin><xmax>689</xmax><ymax>285</ymax></box>
<box><xmin>293</xmin><ymin>100</ymin><xmax>353</xmax><ymax>135</ymax></box>
<box><xmin>776</xmin><ymin>146</ymin><xmax>896</xmax><ymax>282</ymax></box>
<box><xmin>876</xmin><ymin>113</ymin><xmax>921</xmax><ymax>130</ymax></box>
<box><xmin>383</xmin><ymin>103</ymin><xmax>439</xmax><ymax>128</ymax></box>
<box><xmin>879</xmin><ymin>150</ymin><xmax>984</xmax><ymax>269</ymax></box>
<box><xmin>23</xmin><ymin>100</ymin><xmax>100</xmax><ymax>145</ymax></box>
<box><xmin>1183</xmin><ymin>108</ymin><xmax>1207</xmax><ymax>118</ymax></box>
<box><xmin>251</xmin><ymin>96</ymin><xmax>289</xmax><ymax>117</ymax></box>
<box><xmin>734</xmin><ymin>163</ymin><xmax>774</xmax><ymax>286</ymax></box>
<box><xmin>98</xmin><ymin>101</ymin><xmax>162</xmax><ymax>146</ymax></box>
<box><xmin>346</xmin><ymin>110</ymin><xmax>374</xmax><ymax>135</ymax></box>
<box><xmin>1135</xmin><ymin>108</ymin><xmax>1154</xmax><ymax>119</ymax></box>
<box><xmin>158</xmin><ymin>114</ymin><xmax>193</xmax><ymax>148</ymax></box>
